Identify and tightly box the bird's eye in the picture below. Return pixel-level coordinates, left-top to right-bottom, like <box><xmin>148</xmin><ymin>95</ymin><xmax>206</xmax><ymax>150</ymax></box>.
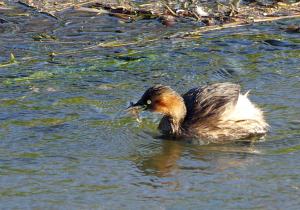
<box><xmin>147</xmin><ymin>100</ymin><xmax>152</xmax><ymax>105</ymax></box>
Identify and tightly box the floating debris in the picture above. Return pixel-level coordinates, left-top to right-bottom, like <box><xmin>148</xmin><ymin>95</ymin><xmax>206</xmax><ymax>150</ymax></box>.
<box><xmin>157</xmin><ymin>15</ymin><xmax>177</xmax><ymax>26</ymax></box>
<box><xmin>281</xmin><ymin>27</ymin><xmax>300</xmax><ymax>33</ymax></box>
<box><xmin>195</xmin><ymin>6</ymin><xmax>209</xmax><ymax>17</ymax></box>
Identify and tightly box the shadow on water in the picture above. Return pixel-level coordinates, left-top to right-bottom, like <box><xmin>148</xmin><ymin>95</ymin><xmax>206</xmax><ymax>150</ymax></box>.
<box><xmin>135</xmin><ymin>132</ymin><xmax>265</xmax><ymax>177</ymax></box>
<box><xmin>0</xmin><ymin>0</ymin><xmax>300</xmax><ymax>209</ymax></box>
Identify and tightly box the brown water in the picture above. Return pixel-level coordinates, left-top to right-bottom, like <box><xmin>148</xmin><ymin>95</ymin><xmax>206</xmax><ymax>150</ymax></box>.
<box><xmin>1</xmin><ymin>1</ymin><xmax>300</xmax><ymax>209</ymax></box>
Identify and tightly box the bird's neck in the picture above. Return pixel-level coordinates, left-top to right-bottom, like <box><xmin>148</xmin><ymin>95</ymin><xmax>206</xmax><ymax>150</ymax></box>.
<box><xmin>158</xmin><ymin>95</ymin><xmax>187</xmax><ymax>135</ymax></box>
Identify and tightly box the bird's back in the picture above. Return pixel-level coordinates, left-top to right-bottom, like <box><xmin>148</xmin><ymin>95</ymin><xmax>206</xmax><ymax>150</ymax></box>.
<box><xmin>181</xmin><ymin>83</ymin><xmax>268</xmax><ymax>139</ymax></box>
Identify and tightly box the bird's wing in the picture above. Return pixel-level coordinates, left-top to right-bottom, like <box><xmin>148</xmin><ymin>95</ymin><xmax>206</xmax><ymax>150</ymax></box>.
<box><xmin>182</xmin><ymin>83</ymin><xmax>240</xmax><ymax>125</ymax></box>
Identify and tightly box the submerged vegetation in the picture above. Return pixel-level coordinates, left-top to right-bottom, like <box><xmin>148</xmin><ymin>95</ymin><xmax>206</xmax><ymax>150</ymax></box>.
<box><xmin>0</xmin><ymin>54</ymin><xmax>18</xmax><ymax>67</ymax></box>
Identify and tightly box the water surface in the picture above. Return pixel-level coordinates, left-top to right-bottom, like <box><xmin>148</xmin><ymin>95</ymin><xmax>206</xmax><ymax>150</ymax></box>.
<box><xmin>0</xmin><ymin>2</ymin><xmax>300</xmax><ymax>209</ymax></box>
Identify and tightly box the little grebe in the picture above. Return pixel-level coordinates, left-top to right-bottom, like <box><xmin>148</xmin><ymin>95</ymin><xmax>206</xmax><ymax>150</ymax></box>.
<box><xmin>127</xmin><ymin>83</ymin><xmax>269</xmax><ymax>140</ymax></box>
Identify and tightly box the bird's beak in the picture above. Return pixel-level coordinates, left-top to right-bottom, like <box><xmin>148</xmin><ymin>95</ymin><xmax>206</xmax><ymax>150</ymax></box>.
<box><xmin>126</xmin><ymin>102</ymin><xmax>147</xmax><ymax>123</ymax></box>
<box><xmin>126</xmin><ymin>102</ymin><xmax>147</xmax><ymax>111</ymax></box>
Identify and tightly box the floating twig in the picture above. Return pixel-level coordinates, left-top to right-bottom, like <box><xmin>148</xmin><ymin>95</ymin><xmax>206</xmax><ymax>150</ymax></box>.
<box><xmin>164</xmin><ymin>4</ymin><xmax>177</xmax><ymax>16</ymax></box>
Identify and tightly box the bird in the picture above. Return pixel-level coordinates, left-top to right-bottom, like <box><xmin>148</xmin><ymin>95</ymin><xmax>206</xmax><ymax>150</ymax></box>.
<box><xmin>127</xmin><ymin>82</ymin><xmax>269</xmax><ymax>140</ymax></box>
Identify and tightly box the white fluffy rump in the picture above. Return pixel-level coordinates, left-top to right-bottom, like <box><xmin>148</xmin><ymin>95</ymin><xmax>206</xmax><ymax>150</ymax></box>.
<box><xmin>221</xmin><ymin>93</ymin><xmax>268</xmax><ymax>132</ymax></box>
